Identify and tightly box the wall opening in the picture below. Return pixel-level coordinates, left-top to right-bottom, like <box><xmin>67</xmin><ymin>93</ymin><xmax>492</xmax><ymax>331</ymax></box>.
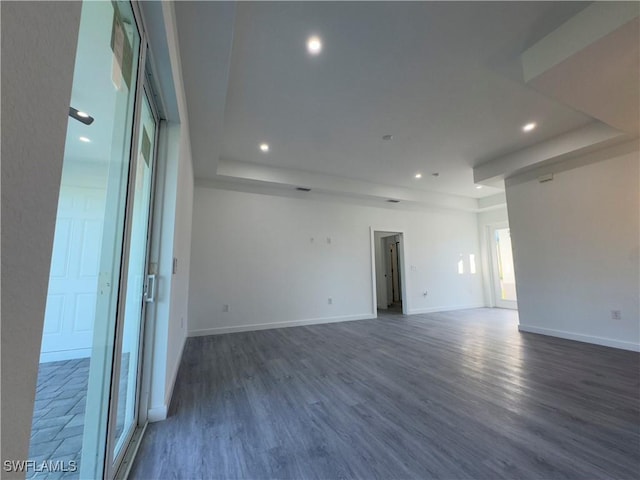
<box><xmin>372</xmin><ymin>230</ymin><xmax>407</xmax><ymax>315</ymax></box>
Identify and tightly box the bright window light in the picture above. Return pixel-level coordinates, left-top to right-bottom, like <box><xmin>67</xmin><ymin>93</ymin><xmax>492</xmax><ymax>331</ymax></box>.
<box><xmin>469</xmin><ymin>254</ymin><xmax>476</xmax><ymax>274</ymax></box>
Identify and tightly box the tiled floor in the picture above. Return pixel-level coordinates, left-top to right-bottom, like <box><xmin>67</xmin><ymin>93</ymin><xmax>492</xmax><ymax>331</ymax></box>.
<box><xmin>28</xmin><ymin>355</ymin><xmax>130</xmax><ymax>479</ymax></box>
<box><xmin>29</xmin><ymin>358</ymin><xmax>88</xmax><ymax>479</ymax></box>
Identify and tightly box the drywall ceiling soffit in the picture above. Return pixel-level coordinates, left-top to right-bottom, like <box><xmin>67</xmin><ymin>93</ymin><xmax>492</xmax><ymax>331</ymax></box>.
<box><xmin>176</xmin><ymin>2</ymin><xmax>602</xmax><ymax>201</ymax></box>
<box><xmin>473</xmin><ymin>121</ymin><xmax>626</xmax><ymax>184</ymax></box>
<box><xmin>215</xmin><ymin>157</ymin><xmax>480</xmax><ymax>212</ymax></box>
<box><xmin>475</xmin><ymin>2</ymin><xmax>639</xmax><ymax>185</ymax></box>
<box><xmin>521</xmin><ymin>2</ymin><xmax>640</xmax><ymax>135</ymax></box>
<box><xmin>173</xmin><ymin>1</ymin><xmax>236</xmax><ymax>179</ymax></box>
<box><xmin>174</xmin><ymin>2</ymin><xmax>637</xmax><ymax>209</ymax></box>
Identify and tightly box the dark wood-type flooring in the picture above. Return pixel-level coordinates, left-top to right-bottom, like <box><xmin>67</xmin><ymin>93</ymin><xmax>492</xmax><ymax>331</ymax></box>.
<box><xmin>130</xmin><ymin>308</ymin><xmax>640</xmax><ymax>479</ymax></box>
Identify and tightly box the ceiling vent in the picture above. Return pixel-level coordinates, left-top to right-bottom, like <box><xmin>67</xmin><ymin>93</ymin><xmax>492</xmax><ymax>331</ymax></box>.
<box><xmin>538</xmin><ymin>173</ymin><xmax>554</xmax><ymax>183</ymax></box>
<box><xmin>296</xmin><ymin>187</ymin><xmax>311</xmax><ymax>192</ymax></box>
<box><xmin>387</xmin><ymin>199</ymin><xmax>400</xmax><ymax>203</ymax></box>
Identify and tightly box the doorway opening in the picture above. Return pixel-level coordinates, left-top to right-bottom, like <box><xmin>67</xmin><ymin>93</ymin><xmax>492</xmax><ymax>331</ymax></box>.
<box><xmin>371</xmin><ymin>230</ymin><xmax>407</xmax><ymax>315</ymax></box>
<box><xmin>489</xmin><ymin>224</ymin><xmax>518</xmax><ymax>309</ymax></box>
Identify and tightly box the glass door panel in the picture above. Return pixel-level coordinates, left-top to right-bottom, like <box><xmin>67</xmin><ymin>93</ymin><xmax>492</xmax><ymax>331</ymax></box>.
<box><xmin>113</xmin><ymin>90</ymin><xmax>157</xmax><ymax>463</ymax></box>
<box><xmin>29</xmin><ymin>1</ymin><xmax>141</xmax><ymax>479</ymax></box>
<box><xmin>491</xmin><ymin>226</ymin><xmax>518</xmax><ymax>309</ymax></box>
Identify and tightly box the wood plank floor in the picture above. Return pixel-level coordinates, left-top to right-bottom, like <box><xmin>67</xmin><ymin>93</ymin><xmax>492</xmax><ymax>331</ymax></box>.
<box><xmin>130</xmin><ymin>308</ymin><xmax>640</xmax><ymax>479</ymax></box>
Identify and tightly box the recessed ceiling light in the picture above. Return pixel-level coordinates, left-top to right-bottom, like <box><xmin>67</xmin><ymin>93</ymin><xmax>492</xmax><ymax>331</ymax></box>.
<box><xmin>77</xmin><ymin>111</ymin><xmax>90</xmax><ymax>118</ymax></box>
<box><xmin>79</xmin><ymin>136</ymin><xmax>91</xmax><ymax>143</ymax></box>
<box><xmin>382</xmin><ymin>134</ymin><xmax>393</xmax><ymax>141</ymax></box>
<box><xmin>522</xmin><ymin>122</ymin><xmax>537</xmax><ymax>132</ymax></box>
<box><xmin>476</xmin><ymin>185</ymin><xmax>483</xmax><ymax>189</ymax></box>
<box><xmin>415</xmin><ymin>173</ymin><xmax>422</xmax><ymax>179</ymax></box>
<box><xmin>307</xmin><ymin>36</ymin><xmax>322</xmax><ymax>55</ymax></box>
<box><xmin>259</xmin><ymin>143</ymin><xmax>270</xmax><ymax>153</ymax></box>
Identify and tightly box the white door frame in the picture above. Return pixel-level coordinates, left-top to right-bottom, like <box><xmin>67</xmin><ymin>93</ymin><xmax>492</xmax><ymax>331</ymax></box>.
<box><xmin>488</xmin><ymin>222</ymin><xmax>518</xmax><ymax>310</ymax></box>
<box><xmin>370</xmin><ymin>227</ymin><xmax>409</xmax><ymax>315</ymax></box>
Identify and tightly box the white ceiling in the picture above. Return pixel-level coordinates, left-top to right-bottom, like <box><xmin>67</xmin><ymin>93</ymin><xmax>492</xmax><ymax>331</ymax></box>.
<box><xmin>173</xmin><ymin>1</ymin><xmax>637</xmax><ymax>208</ymax></box>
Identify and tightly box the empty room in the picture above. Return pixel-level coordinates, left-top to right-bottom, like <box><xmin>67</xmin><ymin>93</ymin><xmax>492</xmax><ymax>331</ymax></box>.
<box><xmin>2</xmin><ymin>1</ymin><xmax>639</xmax><ymax>479</ymax></box>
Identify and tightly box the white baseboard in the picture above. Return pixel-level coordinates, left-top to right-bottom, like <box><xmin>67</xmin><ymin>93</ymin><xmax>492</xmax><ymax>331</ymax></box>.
<box><xmin>164</xmin><ymin>333</ymin><xmax>186</xmax><ymax>410</ymax></box>
<box><xmin>147</xmin><ymin>332</ymin><xmax>187</xmax><ymax>423</ymax></box>
<box><xmin>147</xmin><ymin>405</ymin><xmax>168</xmax><ymax>422</ymax></box>
<box><xmin>407</xmin><ymin>303</ymin><xmax>485</xmax><ymax>315</ymax></box>
<box><xmin>40</xmin><ymin>348</ymin><xmax>91</xmax><ymax>363</ymax></box>
<box><xmin>189</xmin><ymin>313</ymin><xmax>375</xmax><ymax>337</ymax></box>
<box><xmin>518</xmin><ymin>324</ymin><xmax>640</xmax><ymax>352</ymax></box>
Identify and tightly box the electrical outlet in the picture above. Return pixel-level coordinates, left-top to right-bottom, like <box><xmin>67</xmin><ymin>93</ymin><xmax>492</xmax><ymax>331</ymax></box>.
<box><xmin>328</xmin><ymin>298</ymin><xmax>333</xmax><ymax>305</ymax></box>
<box><xmin>611</xmin><ymin>310</ymin><xmax>622</xmax><ymax>320</ymax></box>
<box><xmin>223</xmin><ymin>304</ymin><xmax>230</xmax><ymax>312</ymax></box>
<box><xmin>423</xmin><ymin>290</ymin><xmax>428</xmax><ymax>297</ymax></box>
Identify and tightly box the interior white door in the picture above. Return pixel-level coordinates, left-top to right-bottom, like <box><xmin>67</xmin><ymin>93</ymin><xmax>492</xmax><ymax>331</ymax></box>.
<box><xmin>41</xmin><ymin>184</ymin><xmax>106</xmax><ymax>362</ymax></box>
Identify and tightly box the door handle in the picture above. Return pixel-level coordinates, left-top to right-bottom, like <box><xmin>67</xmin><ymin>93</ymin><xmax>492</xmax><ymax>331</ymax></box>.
<box><xmin>144</xmin><ymin>274</ymin><xmax>156</xmax><ymax>303</ymax></box>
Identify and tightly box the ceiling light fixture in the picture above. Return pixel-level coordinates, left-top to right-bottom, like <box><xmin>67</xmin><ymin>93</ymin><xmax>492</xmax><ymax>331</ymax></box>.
<box><xmin>307</xmin><ymin>36</ymin><xmax>322</xmax><ymax>55</ymax></box>
<box><xmin>522</xmin><ymin>122</ymin><xmax>537</xmax><ymax>132</ymax></box>
<box><xmin>415</xmin><ymin>173</ymin><xmax>422</xmax><ymax>179</ymax></box>
<box><xmin>259</xmin><ymin>143</ymin><xmax>270</xmax><ymax>153</ymax></box>
<box><xmin>476</xmin><ymin>185</ymin><xmax>483</xmax><ymax>189</ymax></box>
<box><xmin>79</xmin><ymin>136</ymin><xmax>91</xmax><ymax>143</ymax></box>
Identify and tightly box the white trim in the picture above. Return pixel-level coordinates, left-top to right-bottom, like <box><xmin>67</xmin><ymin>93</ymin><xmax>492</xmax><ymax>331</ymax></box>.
<box><xmin>163</xmin><ymin>331</ymin><xmax>186</xmax><ymax>408</ymax></box>
<box><xmin>147</xmin><ymin>405</ymin><xmax>168</xmax><ymax>423</ymax></box>
<box><xmin>518</xmin><ymin>324</ymin><xmax>640</xmax><ymax>352</ymax></box>
<box><xmin>147</xmin><ymin>327</ymin><xmax>186</xmax><ymax>423</ymax></box>
<box><xmin>407</xmin><ymin>304</ymin><xmax>486</xmax><ymax>315</ymax></box>
<box><xmin>188</xmin><ymin>314</ymin><xmax>375</xmax><ymax>337</ymax></box>
<box><xmin>369</xmin><ymin>228</ymin><xmax>410</xmax><ymax>315</ymax></box>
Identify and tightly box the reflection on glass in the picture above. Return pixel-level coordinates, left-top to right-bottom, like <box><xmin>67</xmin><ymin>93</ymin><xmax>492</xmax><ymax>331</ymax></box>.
<box><xmin>29</xmin><ymin>2</ymin><xmax>140</xmax><ymax>478</ymax></box>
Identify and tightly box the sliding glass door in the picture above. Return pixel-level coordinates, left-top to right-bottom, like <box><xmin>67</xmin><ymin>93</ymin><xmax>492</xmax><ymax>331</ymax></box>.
<box><xmin>29</xmin><ymin>1</ymin><xmax>157</xmax><ymax>478</ymax></box>
<box><xmin>111</xmin><ymin>88</ymin><xmax>158</xmax><ymax>468</ymax></box>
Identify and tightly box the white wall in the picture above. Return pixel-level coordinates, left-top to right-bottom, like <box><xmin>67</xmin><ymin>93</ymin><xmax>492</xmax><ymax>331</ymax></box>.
<box><xmin>189</xmin><ymin>187</ymin><xmax>484</xmax><ymax>335</ymax></box>
<box><xmin>165</xmin><ymin>130</ymin><xmax>194</xmax><ymax>402</ymax></box>
<box><xmin>477</xmin><ymin>206</ymin><xmax>509</xmax><ymax>306</ymax></box>
<box><xmin>141</xmin><ymin>128</ymin><xmax>194</xmax><ymax>424</ymax></box>
<box><xmin>506</xmin><ymin>146</ymin><xmax>640</xmax><ymax>351</ymax></box>
<box><xmin>1</xmin><ymin>1</ymin><xmax>82</xmax><ymax>470</ymax></box>
<box><xmin>144</xmin><ymin>2</ymin><xmax>195</xmax><ymax>422</ymax></box>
